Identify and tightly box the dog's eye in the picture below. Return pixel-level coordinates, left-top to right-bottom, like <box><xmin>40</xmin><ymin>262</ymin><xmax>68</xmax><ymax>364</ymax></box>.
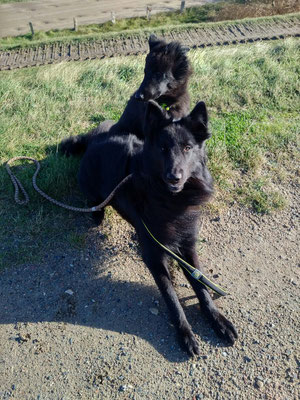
<box><xmin>184</xmin><ymin>145</ymin><xmax>192</xmax><ymax>152</ymax></box>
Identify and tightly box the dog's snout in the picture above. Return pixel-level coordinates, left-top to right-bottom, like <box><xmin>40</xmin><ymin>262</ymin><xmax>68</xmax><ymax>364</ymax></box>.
<box><xmin>135</xmin><ymin>91</ymin><xmax>144</xmax><ymax>100</ymax></box>
<box><xmin>166</xmin><ymin>172</ymin><xmax>182</xmax><ymax>184</ymax></box>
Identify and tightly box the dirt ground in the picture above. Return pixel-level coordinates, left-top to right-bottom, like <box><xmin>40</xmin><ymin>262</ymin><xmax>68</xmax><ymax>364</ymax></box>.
<box><xmin>0</xmin><ymin>0</ymin><xmax>218</xmax><ymax>38</ymax></box>
<box><xmin>0</xmin><ymin>175</ymin><xmax>299</xmax><ymax>399</ymax></box>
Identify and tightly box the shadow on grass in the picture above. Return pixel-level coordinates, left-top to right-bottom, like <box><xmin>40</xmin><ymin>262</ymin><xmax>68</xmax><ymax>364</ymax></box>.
<box><xmin>0</xmin><ymin>146</ymin><xmax>84</xmax><ymax>270</ymax></box>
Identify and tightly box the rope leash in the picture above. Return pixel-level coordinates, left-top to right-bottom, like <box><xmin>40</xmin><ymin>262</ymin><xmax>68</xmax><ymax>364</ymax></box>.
<box><xmin>6</xmin><ymin>156</ymin><xmax>227</xmax><ymax>296</ymax></box>
<box><xmin>5</xmin><ymin>156</ymin><xmax>132</xmax><ymax>213</ymax></box>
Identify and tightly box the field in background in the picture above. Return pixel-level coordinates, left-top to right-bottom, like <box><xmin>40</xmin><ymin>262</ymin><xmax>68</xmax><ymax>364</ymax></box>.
<box><xmin>0</xmin><ymin>38</ymin><xmax>299</xmax><ymax>270</ymax></box>
<box><xmin>1</xmin><ymin>0</ymin><xmax>299</xmax><ymax>50</ymax></box>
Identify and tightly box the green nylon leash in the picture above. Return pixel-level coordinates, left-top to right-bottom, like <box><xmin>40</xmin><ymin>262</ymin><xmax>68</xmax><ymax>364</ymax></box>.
<box><xmin>141</xmin><ymin>219</ymin><xmax>228</xmax><ymax>297</ymax></box>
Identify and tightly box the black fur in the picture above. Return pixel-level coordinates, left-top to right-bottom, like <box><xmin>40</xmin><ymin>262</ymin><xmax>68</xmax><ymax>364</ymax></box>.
<box><xmin>61</xmin><ymin>101</ymin><xmax>237</xmax><ymax>355</ymax></box>
<box><xmin>60</xmin><ymin>35</ymin><xmax>192</xmax><ymax>155</ymax></box>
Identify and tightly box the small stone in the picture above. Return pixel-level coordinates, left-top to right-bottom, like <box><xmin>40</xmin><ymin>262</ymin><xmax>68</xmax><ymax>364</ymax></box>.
<box><xmin>149</xmin><ymin>308</ymin><xmax>159</xmax><ymax>316</ymax></box>
<box><xmin>119</xmin><ymin>385</ymin><xmax>127</xmax><ymax>392</ymax></box>
<box><xmin>65</xmin><ymin>289</ymin><xmax>74</xmax><ymax>295</ymax></box>
<box><xmin>179</xmin><ymin>283</ymin><xmax>191</xmax><ymax>288</ymax></box>
<box><xmin>244</xmin><ymin>356</ymin><xmax>251</xmax><ymax>363</ymax></box>
<box><xmin>222</xmin><ymin>352</ymin><xmax>227</xmax><ymax>357</ymax></box>
<box><xmin>254</xmin><ymin>380</ymin><xmax>264</xmax><ymax>389</ymax></box>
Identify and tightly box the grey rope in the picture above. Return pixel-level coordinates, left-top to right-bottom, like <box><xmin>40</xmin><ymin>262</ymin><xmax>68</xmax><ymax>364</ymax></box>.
<box><xmin>6</xmin><ymin>156</ymin><xmax>132</xmax><ymax>212</ymax></box>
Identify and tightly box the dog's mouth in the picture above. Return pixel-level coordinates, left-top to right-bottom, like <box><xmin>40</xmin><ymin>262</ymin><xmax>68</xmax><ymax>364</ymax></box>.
<box><xmin>166</xmin><ymin>182</ymin><xmax>184</xmax><ymax>194</ymax></box>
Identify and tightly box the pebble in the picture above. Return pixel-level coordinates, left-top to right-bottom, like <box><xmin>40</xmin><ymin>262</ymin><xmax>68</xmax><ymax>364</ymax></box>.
<box><xmin>254</xmin><ymin>380</ymin><xmax>264</xmax><ymax>390</ymax></box>
<box><xmin>65</xmin><ymin>289</ymin><xmax>74</xmax><ymax>295</ymax></box>
<box><xmin>179</xmin><ymin>283</ymin><xmax>191</xmax><ymax>288</ymax></box>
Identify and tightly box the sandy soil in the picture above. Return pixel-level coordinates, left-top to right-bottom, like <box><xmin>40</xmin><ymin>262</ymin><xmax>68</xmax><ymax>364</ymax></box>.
<box><xmin>0</xmin><ymin>0</ymin><xmax>218</xmax><ymax>38</ymax></box>
<box><xmin>0</xmin><ymin>177</ymin><xmax>299</xmax><ymax>399</ymax></box>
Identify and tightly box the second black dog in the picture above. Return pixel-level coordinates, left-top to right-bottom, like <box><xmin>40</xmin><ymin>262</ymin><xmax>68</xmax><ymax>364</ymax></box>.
<box><xmin>61</xmin><ymin>35</ymin><xmax>192</xmax><ymax>156</ymax></box>
<box><xmin>61</xmin><ymin>100</ymin><xmax>237</xmax><ymax>355</ymax></box>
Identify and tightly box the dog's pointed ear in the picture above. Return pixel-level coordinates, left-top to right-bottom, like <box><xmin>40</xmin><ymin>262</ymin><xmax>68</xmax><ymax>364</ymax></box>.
<box><xmin>183</xmin><ymin>101</ymin><xmax>210</xmax><ymax>142</ymax></box>
<box><xmin>149</xmin><ymin>34</ymin><xmax>160</xmax><ymax>50</ymax></box>
<box><xmin>144</xmin><ymin>100</ymin><xmax>167</xmax><ymax>138</ymax></box>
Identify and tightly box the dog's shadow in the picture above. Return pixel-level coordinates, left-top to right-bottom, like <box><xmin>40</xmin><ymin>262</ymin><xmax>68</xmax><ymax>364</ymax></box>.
<box><xmin>0</xmin><ymin>230</ymin><xmax>230</xmax><ymax>362</ymax></box>
<box><xmin>1</xmin><ymin>149</ymin><xmax>229</xmax><ymax>362</ymax></box>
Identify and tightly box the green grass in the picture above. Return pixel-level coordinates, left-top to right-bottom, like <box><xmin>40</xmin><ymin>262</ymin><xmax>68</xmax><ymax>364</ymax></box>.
<box><xmin>0</xmin><ymin>38</ymin><xmax>299</xmax><ymax>270</ymax></box>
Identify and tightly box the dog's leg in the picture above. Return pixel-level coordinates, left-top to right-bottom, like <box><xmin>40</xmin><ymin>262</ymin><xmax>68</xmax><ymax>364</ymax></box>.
<box><xmin>181</xmin><ymin>247</ymin><xmax>238</xmax><ymax>345</ymax></box>
<box><xmin>142</xmin><ymin>247</ymin><xmax>200</xmax><ymax>356</ymax></box>
<box><xmin>92</xmin><ymin>210</ymin><xmax>105</xmax><ymax>226</ymax></box>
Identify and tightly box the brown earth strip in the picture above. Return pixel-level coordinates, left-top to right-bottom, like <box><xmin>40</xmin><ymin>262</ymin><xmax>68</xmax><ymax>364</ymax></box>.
<box><xmin>0</xmin><ymin>16</ymin><xmax>299</xmax><ymax>71</ymax></box>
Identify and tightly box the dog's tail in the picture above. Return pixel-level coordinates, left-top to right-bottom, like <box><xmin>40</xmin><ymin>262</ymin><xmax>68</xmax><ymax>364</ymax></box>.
<box><xmin>60</xmin><ymin>132</ymin><xmax>93</xmax><ymax>157</ymax></box>
<box><xmin>60</xmin><ymin>120</ymin><xmax>115</xmax><ymax>156</ymax></box>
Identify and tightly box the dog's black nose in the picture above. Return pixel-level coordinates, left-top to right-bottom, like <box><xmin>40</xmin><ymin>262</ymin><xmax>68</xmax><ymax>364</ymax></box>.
<box><xmin>166</xmin><ymin>172</ymin><xmax>182</xmax><ymax>184</ymax></box>
<box><xmin>135</xmin><ymin>91</ymin><xmax>144</xmax><ymax>100</ymax></box>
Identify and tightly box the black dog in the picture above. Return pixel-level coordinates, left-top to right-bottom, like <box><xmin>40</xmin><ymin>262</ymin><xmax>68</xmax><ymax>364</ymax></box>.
<box><xmin>61</xmin><ymin>100</ymin><xmax>237</xmax><ymax>355</ymax></box>
<box><xmin>111</xmin><ymin>34</ymin><xmax>192</xmax><ymax>138</ymax></box>
<box><xmin>61</xmin><ymin>35</ymin><xmax>192</xmax><ymax>156</ymax></box>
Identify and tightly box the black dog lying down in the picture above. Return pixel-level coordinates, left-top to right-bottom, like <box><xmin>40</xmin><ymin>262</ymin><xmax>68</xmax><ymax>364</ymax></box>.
<box><xmin>61</xmin><ymin>100</ymin><xmax>237</xmax><ymax>355</ymax></box>
<box><xmin>62</xmin><ymin>35</ymin><xmax>192</xmax><ymax>156</ymax></box>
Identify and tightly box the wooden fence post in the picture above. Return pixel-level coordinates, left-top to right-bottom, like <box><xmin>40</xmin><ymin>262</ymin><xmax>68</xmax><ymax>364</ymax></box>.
<box><xmin>180</xmin><ymin>1</ymin><xmax>185</xmax><ymax>13</ymax></box>
<box><xmin>29</xmin><ymin>22</ymin><xmax>34</xmax><ymax>35</ymax></box>
<box><xmin>111</xmin><ymin>11</ymin><xmax>116</xmax><ymax>24</ymax></box>
<box><xmin>146</xmin><ymin>6</ymin><xmax>152</xmax><ymax>21</ymax></box>
<box><xmin>73</xmin><ymin>17</ymin><xmax>78</xmax><ymax>32</ymax></box>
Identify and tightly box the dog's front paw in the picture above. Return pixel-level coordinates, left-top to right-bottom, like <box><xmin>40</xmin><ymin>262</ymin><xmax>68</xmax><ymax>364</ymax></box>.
<box><xmin>180</xmin><ymin>326</ymin><xmax>200</xmax><ymax>356</ymax></box>
<box><xmin>210</xmin><ymin>311</ymin><xmax>238</xmax><ymax>345</ymax></box>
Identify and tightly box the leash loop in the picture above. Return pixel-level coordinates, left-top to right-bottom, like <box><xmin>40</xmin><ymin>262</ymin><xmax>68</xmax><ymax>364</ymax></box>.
<box><xmin>6</xmin><ymin>156</ymin><xmax>132</xmax><ymax>213</ymax></box>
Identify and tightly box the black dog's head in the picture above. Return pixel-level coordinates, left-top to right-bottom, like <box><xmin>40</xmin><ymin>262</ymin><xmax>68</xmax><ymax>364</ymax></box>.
<box><xmin>143</xmin><ymin>100</ymin><xmax>213</xmax><ymax>196</ymax></box>
<box><xmin>135</xmin><ymin>35</ymin><xmax>192</xmax><ymax>101</ymax></box>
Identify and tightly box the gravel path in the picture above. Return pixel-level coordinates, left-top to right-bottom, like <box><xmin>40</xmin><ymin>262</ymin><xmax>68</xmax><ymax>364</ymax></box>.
<box><xmin>0</xmin><ymin>180</ymin><xmax>299</xmax><ymax>399</ymax></box>
<box><xmin>0</xmin><ymin>0</ymin><xmax>218</xmax><ymax>38</ymax></box>
<box><xmin>1</xmin><ymin>14</ymin><xmax>300</xmax><ymax>70</ymax></box>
